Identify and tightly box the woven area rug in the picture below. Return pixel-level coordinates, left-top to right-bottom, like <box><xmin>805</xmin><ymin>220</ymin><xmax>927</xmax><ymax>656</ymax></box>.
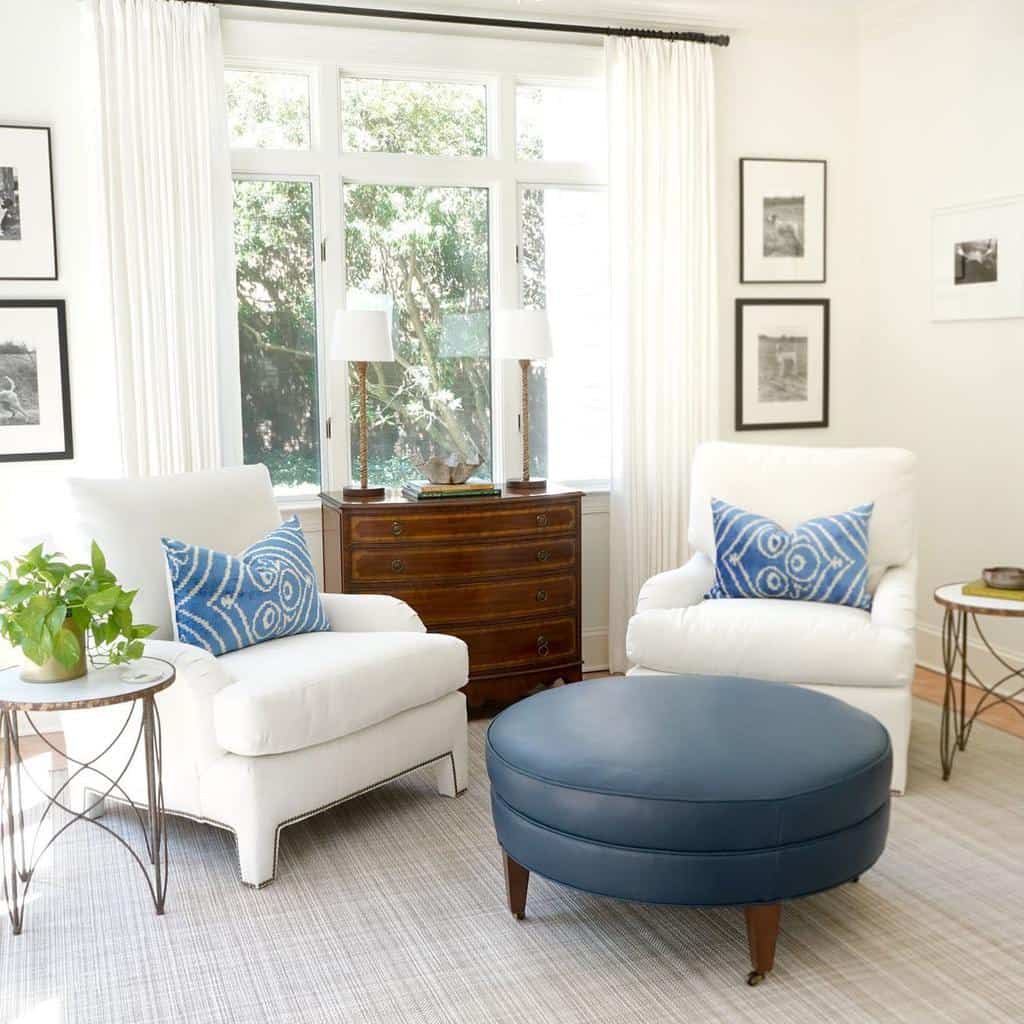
<box><xmin>2</xmin><ymin>697</ymin><xmax>1023</xmax><ymax>1024</ymax></box>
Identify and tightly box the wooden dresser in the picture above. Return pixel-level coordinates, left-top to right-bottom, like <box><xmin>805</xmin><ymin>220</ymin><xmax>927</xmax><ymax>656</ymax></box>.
<box><xmin>320</xmin><ymin>486</ymin><xmax>583</xmax><ymax>709</ymax></box>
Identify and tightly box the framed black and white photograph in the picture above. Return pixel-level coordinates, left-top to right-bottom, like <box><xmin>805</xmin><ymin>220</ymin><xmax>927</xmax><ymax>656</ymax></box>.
<box><xmin>0</xmin><ymin>125</ymin><xmax>58</xmax><ymax>281</ymax></box>
<box><xmin>0</xmin><ymin>300</ymin><xmax>72</xmax><ymax>461</ymax></box>
<box><xmin>735</xmin><ymin>299</ymin><xmax>829</xmax><ymax>431</ymax></box>
<box><xmin>932</xmin><ymin>196</ymin><xmax>1024</xmax><ymax>321</ymax></box>
<box><xmin>740</xmin><ymin>158</ymin><xmax>826</xmax><ymax>283</ymax></box>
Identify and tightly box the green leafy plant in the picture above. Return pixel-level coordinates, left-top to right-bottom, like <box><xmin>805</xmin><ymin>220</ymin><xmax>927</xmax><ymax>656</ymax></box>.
<box><xmin>0</xmin><ymin>542</ymin><xmax>157</xmax><ymax>670</ymax></box>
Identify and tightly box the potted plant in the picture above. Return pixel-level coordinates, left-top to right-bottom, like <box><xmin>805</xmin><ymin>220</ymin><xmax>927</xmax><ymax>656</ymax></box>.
<box><xmin>0</xmin><ymin>542</ymin><xmax>157</xmax><ymax>683</ymax></box>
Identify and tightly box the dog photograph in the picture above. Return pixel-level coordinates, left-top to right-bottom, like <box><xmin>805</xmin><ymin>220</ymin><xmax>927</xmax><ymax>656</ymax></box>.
<box><xmin>763</xmin><ymin>194</ymin><xmax>805</xmax><ymax>258</ymax></box>
<box><xmin>757</xmin><ymin>332</ymin><xmax>808</xmax><ymax>403</ymax></box>
<box><xmin>954</xmin><ymin>238</ymin><xmax>997</xmax><ymax>285</ymax></box>
<box><xmin>0</xmin><ymin>340</ymin><xmax>40</xmax><ymax>425</ymax></box>
<box><xmin>0</xmin><ymin>165</ymin><xmax>21</xmax><ymax>241</ymax></box>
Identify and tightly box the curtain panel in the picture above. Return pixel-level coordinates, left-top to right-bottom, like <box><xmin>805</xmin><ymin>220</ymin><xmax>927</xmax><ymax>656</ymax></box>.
<box><xmin>84</xmin><ymin>0</ymin><xmax>236</xmax><ymax>476</ymax></box>
<box><xmin>605</xmin><ymin>37</ymin><xmax>719</xmax><ymax>672</ymax></box>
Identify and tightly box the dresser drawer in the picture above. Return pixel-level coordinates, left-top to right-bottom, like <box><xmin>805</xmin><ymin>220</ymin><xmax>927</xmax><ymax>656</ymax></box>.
<box><xmin>371</xmin><ymin>573</ymin><xmax>577</xmax><ymax>627</ymax></box>
<box><xmin>348</xmin><ymin>537</ymin><xmax>577</xmax><ymax>584</ymax></box>
<box><xmin>345</xmin><ymin>500</ymin><xmax>577</xmax><ymax>545</ymax></box>
<box><xmin>450</xmin><ymin>616</ymin><xmax>578</xmax><ymax>673</ymax></box>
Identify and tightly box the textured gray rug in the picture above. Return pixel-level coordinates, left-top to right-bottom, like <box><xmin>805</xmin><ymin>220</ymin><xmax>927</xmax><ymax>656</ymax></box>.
<box><xmin>1</xmin><ymin>698</ymin><xmax>1023</xmax><ymax>1024</ymax></box>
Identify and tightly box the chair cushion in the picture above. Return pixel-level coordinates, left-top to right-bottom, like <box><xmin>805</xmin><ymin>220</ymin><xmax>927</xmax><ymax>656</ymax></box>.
<box><xmin>162</xmin><ymin>516</ymin><xmax>329</xmax><ymax>656</ymax></box>
<box><xmin>705</xmin><ymin>498</ymin><xmax>873</xmax><ymax>610</ymax></box>
<box><xmin>626</xmin><ymin>597</ymin><xmax>913</xmax><ymax>689</ymax></box>
<box><xmin>212</xmin><ymin>630</ymin><xmax>468</xmax><ymax>756</ymax></box>
<box><xmin>688</xmin><ymin>442</ymin><xmax>915</xmax><ymax>591</ymax></box>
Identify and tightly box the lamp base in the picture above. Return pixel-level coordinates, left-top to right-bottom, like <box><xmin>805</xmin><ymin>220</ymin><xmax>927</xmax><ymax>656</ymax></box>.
<box><xmin>506</xmin><ymin>478</ymin><xmax>547</xmax><ymax>493</ymax></box>
<box><xmin>342</xmin><ymin>484</ymin><xmax>386</xmax><ymax>499</ymax></box>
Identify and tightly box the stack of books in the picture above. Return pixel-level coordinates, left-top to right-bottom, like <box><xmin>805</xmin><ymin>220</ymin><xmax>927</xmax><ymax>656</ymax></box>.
<box><xmin>402</xmin><ymin>480</ymin><xmax>500</xmax><ymax>501</ymax></box>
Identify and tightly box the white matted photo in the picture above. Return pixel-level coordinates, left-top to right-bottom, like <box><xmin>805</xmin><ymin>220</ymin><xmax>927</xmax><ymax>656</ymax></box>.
<box><xmin>932</xmin><ymin>195</ymin><xmax>1024</xmax><ymax>321</ymax></box>
<box><xmin>0</xmin><ymin>125</ymin><xmax>58</xmax><ymax>281</ymax></box>
<box><xmin>0</xmin><ymin>300</ymin><xmax>72</xmax><ymax>461</ymax></box>
<box><xmin>735</xmin><ymin>299</ymin><xmax>829</xmax><ymax>430</ymax></box>
<box><xmin>740</xmin><ymin>158</ymin><xmax>826</xmax><ymax>283</ymax></box>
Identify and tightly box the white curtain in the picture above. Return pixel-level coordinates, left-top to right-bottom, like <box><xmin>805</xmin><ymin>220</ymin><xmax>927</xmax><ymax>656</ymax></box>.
<box><xmin>605</xmin><ymin>38</ymin><xmax>719</xmax><ymax>672</ymax></box>
<box><xmin>84</xmin><ymin>0</ymin><xmax>236</xmax><ymax>476</ymax></box>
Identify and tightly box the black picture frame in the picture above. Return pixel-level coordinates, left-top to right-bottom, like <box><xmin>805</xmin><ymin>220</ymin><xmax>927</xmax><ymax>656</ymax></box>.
<box><xmin>0</xmin><ymin>299</ymin><xmax>73</xmax><ymax>461</ymax></box>
<box><xmin>0</xmin><ymin>124</ymin><xmax>59</xmax><ymax>282</ymax></box>
<box><xmin>740</xmin><ymin>157</ymin><xmax>827</xmax><ymax>284</ymax></box>
<box><xmin>735</xmin><ymin>298</ymin><xmax>829</xmax><ymax>431</ymax></box>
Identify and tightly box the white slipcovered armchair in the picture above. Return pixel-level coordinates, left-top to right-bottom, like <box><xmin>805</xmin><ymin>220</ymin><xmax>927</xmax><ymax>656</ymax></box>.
<box><xmin>59</xmin><ymin>465</ymin><xmax>468</xmax><ymax>886</ymax></box>
<box><xmin>627</xmin><ymin>443</ymin><xmax>917</xmax><ymax>793</ymax></box>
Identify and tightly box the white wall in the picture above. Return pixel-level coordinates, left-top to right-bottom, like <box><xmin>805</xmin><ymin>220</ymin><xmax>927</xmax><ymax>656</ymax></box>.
<box><xmin>857</xmin><ymin>0</ymin><xmax>1024</xmax><ymax>676</ymax></box>
<box><xmin>0</xmin><ymin>0</ymin><xmax>120</xmax><ymax>558</ymax></box>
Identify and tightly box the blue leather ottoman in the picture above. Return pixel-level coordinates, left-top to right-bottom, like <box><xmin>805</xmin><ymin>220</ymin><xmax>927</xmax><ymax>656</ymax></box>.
<box><xmin>486</xmin><ymin>674</ymin><xmax>892</xmax><ymax>985</ymax></box>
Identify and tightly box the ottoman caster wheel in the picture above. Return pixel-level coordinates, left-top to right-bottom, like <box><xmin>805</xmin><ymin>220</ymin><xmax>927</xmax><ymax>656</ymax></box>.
<box><xmin>747</xmin><ymin>971</ymin><xmax>766</xmax><ymax>987</ymax></box>
<box><xmin>513</xmin><ymin>912</ymin><xmax>525</xmax><ymax>921</ymax></box>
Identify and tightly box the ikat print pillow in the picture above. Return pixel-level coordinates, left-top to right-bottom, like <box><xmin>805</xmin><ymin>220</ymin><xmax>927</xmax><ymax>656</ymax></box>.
<box><xmin>162</xmin><ymin>516</ymin><xmax>330</xmax><ymax>656</ymax></box>
<box><xmin>705</xmin><ymin>498</ymin><xmax>874</xmax><ymax>611</ymax></box>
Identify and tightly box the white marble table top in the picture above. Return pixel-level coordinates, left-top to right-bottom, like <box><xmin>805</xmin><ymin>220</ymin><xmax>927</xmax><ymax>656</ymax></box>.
<box><xmin>934</xmin><ymin>583</ymin><xmax>1024</xmax><ymax>618</ymax></box>
<box><xmin>0</xmin><ymin>657</ymin><xmax>174</xmax><ymax>711</ymax></box>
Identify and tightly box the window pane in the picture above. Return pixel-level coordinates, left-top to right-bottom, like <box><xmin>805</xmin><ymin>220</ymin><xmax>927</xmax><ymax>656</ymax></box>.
<box><xmin>520</xmin><ymin>186</ymin><xmax>610</xmax><ymax>483</ymax></box>
<box><xmin>516</xmin><ymin>85</ymin><xmax>606</xmax><ymax>163</ymax></box>
<box><xmin>340</xmin><ymin>77</ymin><xmax>486</xmax><ymax>157</ymax></box>
<box><xmin>226</xmin><ymin>69</ymin><xmax>311</xmax><ymax>150</ymax></box>
<box><xmin>234</xmin><ymin>179</ymin><xmax>321</xmax><ymax>494</ymax></box>
<box><xmin>344</xmin><ymin>184</ymin><xmax>491</xmax><ymax>487</ymax></box>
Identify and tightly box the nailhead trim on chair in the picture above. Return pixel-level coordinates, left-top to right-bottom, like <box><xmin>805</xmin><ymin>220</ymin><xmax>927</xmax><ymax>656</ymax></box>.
<box><xmin>86</xmin><ymin>748</ymin><xmax>465</xmax><ymax>889</ymax></box>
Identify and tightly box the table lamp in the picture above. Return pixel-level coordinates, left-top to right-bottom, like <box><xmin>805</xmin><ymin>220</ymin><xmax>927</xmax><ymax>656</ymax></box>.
<box><xmin>493</xmin><ymin>309</ymin><xmax>552</xmax><ymax>492</ymax></box>
<box><xmin>331</xmin><ymin>309</ymin><xmax>394</xmax><ymax>499</ymax></box>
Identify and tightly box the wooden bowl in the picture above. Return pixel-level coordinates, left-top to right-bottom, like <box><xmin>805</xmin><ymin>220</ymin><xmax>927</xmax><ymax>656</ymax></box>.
<box><xmin>982</xmin><ymin>566</ymin><xmax>1024</xmax><ymax>590</ymax></box>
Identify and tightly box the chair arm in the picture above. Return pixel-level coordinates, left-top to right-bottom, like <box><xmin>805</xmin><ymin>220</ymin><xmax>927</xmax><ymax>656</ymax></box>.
<box><xmin>635</xmin><ymin>553</ymin><xmax>715</xmax><ymax>614</ymax></box>
<box><xmin>319</xmin><ymin>592</ymin><xmax>426</xmax><ymax>634</ymax></box>
<box><xmin>871</xmin><ymin>561</ymin><xmax>917</xmax><ymax>634</ymax></box>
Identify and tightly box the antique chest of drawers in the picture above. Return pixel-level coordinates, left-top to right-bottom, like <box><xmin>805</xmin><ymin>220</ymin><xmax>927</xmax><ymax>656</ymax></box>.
<box><xmin>320</xmin><ymin>486</ymin><xmax>583</xmax><ymax>709</ymax></box>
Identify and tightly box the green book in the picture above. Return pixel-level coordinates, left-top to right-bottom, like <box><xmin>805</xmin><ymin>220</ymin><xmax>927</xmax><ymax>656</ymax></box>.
<box><xmin>961</xmin><ymin>580</ymin><xmax>1024</xmax><ymax>602</ymax></box>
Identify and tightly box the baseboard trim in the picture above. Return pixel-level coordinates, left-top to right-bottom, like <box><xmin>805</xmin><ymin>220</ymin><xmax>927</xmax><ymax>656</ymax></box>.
<box><xmin>582</xmin><ymin>627</ymin><xmax>609</xmax><ymax>674</ymax></box>
<box><xmin>916</xmin><ymin>621</ymin><xmax>1024</xmax><ymax>702</ymax></box>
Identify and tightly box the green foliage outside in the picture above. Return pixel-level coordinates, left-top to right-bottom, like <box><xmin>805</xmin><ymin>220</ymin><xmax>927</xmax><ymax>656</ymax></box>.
<box><xmin>0</xmin><ymin>543</ymin><xmax>156</xmax><ymax>670</ymax></box>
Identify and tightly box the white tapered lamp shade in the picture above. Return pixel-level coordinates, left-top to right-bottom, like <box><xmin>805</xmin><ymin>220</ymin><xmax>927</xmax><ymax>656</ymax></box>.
<box><xmin>331</xmin><ymin>309</ymin><xmax>394</xmax><ymax>499</ymax></box>
<box><xmin>493</xmin><ymin>309</ymin><xmax>552</xmax><ymax>491</ymax></box>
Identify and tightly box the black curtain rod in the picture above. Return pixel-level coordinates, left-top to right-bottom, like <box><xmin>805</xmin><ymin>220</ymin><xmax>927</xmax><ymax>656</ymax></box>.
<box><xmin>194</xmin><ymin>0</ymin><xmax>730</xmax><ymax>46</ymax></box>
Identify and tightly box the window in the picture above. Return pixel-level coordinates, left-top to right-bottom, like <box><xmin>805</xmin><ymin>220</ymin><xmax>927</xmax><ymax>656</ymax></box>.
<box><xmin>520</xmin><ymin>186</ymin><xmax>610</xmax><ymax>483</ymax></box>
<box><xmin>344</xmin><ymin>184</ymin><xmax>491</xmax><ymax>486</ymax></box>
<box><xmin>233</xmin><ymin>178</ymin><xmax>322</xmax><ymax>494</ymax></box>
<box><xmin>226</xmin><ymin>69</ymin><xmax>311</xmax><ymax>150</ymax></box>
<box><xmin>225</xmin><ymin>35</ymin><xmax>607</xmax><ymax>496</ymax></box>
<box><xmin>340</xmin><ymin>76</ymin><xmax>487</xmax><ymax>156</ymax></box>
<box><xmin>516</xmin><ymin>84</ymin><xmax>605</xmax><ymax>164</ymax></box>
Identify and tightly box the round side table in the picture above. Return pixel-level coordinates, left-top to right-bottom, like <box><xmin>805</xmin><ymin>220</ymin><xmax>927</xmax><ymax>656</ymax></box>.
<box><xmin>0</xmin><ymin>657</ymin><xmax>174</xmax><ymax>935</ymax></box>
<box><xmin>933</xmin><ymin>584</ymin><xmax>1024</xmax><ymax>780</ymax></box>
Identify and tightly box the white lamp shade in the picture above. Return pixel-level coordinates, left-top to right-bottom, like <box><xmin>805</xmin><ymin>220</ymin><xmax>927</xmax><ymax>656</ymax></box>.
<box><xmin>330</xmin><ymin>309</ymin><xmax>394</xmax><ymax>362</ymax></box>
<box><xmin>492</xmin><ymin>309</ymin><xmax>553</xmax><ymax>361</ymax></box>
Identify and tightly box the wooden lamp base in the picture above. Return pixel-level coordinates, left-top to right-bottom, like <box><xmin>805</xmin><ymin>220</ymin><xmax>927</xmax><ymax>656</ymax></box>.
<box><xmin>506</xmin><ymin>478</ymin><xmax>547</xmax><ymax>492</ymax></box>
<box><xmin>342</xmin><ymin>484</ymin><xmax>385</xmax><ymax>499</ymax></box>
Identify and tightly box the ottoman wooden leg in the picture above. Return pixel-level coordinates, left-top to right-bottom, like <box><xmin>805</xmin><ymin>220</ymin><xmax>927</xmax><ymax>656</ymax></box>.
<box><xmin>744</xmin><ymin>903</ymin><xmax>781</xmax><ymax>986</ymax></box>
<box><xmin>503</xmin><ymin>850</ymin><xmax>529</xmax><ymax>920</ymax></box>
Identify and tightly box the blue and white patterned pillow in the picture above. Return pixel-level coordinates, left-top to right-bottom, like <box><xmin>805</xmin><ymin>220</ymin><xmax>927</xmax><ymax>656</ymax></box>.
<box><xmin>705</xmin><ymin>499</ymin><xmax>874</xmax><ymax>610</ymax></box>
<box><xmin>162</xmin><ymin>517</ymin><xmax>330</xmax><ymax>656</ymax></box>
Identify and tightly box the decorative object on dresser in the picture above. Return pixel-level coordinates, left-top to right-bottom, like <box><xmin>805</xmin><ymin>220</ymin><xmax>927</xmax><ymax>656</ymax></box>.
<box><xmin>321</xmin><ymin>484</ymin><xmax>583</xmax><ymax>709</ymax></box>
<box><xmin>331</xmin><ymin>308</ymin><xmax>394</xmax><ymax>498</ymax></box>
<box><xmin>735</xmin><ymin>298</ymin><xmax>829</xmax><ymax>431</ymax></box>
<box><xmin>414</xmin><ymin>451</ymin><xmax>484</xmax><ymax>485</ymax></box>
<box><xmin>403</xmin><ymin>480</ymin><xmax>500</xmax><ymax>501</ymax></box>
<box><xmin>0</xmin><ymin>299</ymin><xmax>73</xmax><ymax>461</ymax></box>
<box><xmin>0</xmin><ymin>125</ymin><xmax>58</xmax><ymax>281</ymax></box>
<box><xmin>740</xmin><ymin>157</ymin><xmax>826</xmax><ymax>284</ymax></box>
<box><xmin>493</xmin><ymin>309</ymin><xmax>552</xmax><ymax>493</ymax></box>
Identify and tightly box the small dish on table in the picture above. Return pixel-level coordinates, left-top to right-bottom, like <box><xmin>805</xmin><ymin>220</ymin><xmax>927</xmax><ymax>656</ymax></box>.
<box><xmin>982</xmin><ymin>567</ymin><xmax>1024</xmax><ymax>590</ymax></box>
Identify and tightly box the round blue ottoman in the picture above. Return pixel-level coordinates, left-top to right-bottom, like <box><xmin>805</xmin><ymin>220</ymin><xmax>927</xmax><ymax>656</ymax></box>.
<box><xmin>486</xmin><ymin>674</ymin><xmax>892</xmax><ymax>985</ymax></box>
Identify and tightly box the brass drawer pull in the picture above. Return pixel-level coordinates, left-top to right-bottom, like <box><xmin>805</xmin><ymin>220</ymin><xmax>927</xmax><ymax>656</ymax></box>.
<box><xmin>536</xmin><ymin>512</ymin><xmax>548</xmax><ymax>527</ymax></box>
<box><xmin>536</xmin><ymin>549</ymin><xmax>550</xmax><ymax>562</ymax></box>
<box><xmin>536</xmin><ymin>589</ymin><xmax>548</xmax><ymax>603</ymax></box>
<box><xmin>391</xmin><ymin>521</ymin><xmax>403</xmax><ymax>536</ymax></box>
<box><xmin>537</xmin><ymin>635</ymin><xmax>550</xmax><ymax>656</ymax></box>
<box><xmin>391</xmin><ymin>558</ymin><xmax>405</xmax><ymax>573</ymax></box>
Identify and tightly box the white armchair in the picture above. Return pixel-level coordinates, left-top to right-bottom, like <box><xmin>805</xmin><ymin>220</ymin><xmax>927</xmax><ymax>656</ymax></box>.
<box><xmin>626</xmin><ymin>443</ymin><xmax>917</xmax><ymax>793</ymax></box>
<box><xmin>59</xmin><ymin>465</ymin><xmax>469</xmax><ymax>886</ymax></box>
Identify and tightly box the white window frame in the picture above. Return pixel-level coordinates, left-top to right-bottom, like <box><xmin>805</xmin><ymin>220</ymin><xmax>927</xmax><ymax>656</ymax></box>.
<box><xmin>223</xmin><ymin>20</ymin><xmax>607</xmax><ymax>500</ymax></box>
